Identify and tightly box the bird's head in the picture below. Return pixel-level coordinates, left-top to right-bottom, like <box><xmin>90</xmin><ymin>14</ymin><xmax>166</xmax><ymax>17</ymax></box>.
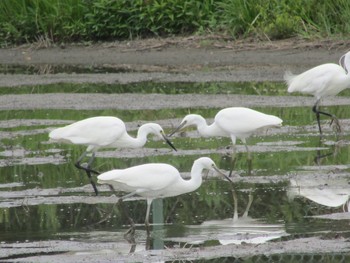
<box><xmin>142</xmin><ymin>123</ymin><xmax>177</xmax><ymax>151</ymax></box>
<box><xmin>197</xmin><ymin>157</ymin><xmax>232</xmax><ymax>183</ymax></box>
<box><xmin>168</xmin><ymin>114</ymin><xmax>202</xmax><ymax>136</ymax></box>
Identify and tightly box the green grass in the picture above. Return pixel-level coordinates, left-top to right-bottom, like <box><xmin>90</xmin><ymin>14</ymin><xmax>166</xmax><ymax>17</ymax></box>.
<box><xmin>0</xmin><ymin>0</ymin><xmax>350</xmax><ymax>46</ymax></box>
<box><xmin>0</xmin><ymin>82</ymin><xmax>288</xmax><ymax>95</ymax></box>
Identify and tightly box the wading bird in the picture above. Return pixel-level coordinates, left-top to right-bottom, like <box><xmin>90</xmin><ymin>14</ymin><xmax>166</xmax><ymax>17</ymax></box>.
<box><xmin>97</xmin><ymin>157</ymin><xmax>228</xmax><ymax>234</ymax></box>
<box><xmin>49</xmin><ymin>116</ymin><xmax>177</xmax><ymax>195</ymax></box>
<box><xmin>169</xmin><ymin>107</ymin><xmax>282</xmax><ymax>174</ymax></box>
<box><xmin>284</xmin><ymin>51</ymin><xmax>350</xmax><ymax>135</ymax></box>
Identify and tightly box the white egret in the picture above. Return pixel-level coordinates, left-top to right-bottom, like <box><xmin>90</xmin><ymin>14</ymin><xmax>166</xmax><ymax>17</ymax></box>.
<box><xmin>169</xmin><ymin>107</ymin><xmax>282</xmax><ymax>174</ymax></box>
<box><xmin>97</xmin><ymin>157</ymin><xmax>228</xmax><ymax>233</ymax></box>
<box><xmin>49</xmin><ymin>116</ymin><xmax>177</xmax><ymax>195</ymax></box>
<box><xmin>284</xmin><ymin>51</ymin><xmax>350</xmax><ymax>135</ymax></box>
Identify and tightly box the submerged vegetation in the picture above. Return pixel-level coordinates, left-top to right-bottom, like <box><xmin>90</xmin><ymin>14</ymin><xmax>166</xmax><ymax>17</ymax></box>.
<box><xmin>0</xmin><ymin>0</ymin><xmax>350</xmax><ymax>45</ymax></box>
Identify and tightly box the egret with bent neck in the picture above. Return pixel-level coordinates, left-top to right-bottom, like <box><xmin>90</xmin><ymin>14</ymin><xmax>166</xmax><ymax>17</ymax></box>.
<box><xmin>49</xmin><ymin>116</ymin><xmax>176</xmax><ymax>195</ymax></box>
<box><xmin>169</xmin><ymin>107</ymin><xmax>282</xmax><ymax>174</ymax></box>
<box><xmin>97</xmin><ymin>157</ymin><xmax>228</xmax><ymax>234</ymax></box>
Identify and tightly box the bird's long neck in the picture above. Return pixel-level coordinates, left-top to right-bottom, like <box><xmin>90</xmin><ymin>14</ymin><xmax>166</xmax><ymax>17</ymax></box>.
<box><xmin>339</xmin><ymin>52</ymin><xmax>350</xmax><ymax>90</ymax></box>
<box><xmin>178</xmin><ymin>160</ymin><xmax>204</xmax><ymax>193</ymax></box>
<box><xmin>193</xmin><ymin>116</ymin><xmax>219</xmax><ymax>137</ymax></box>
<box><xmin>333</xmin><ymin>73</ymin><xmax>350</xmax><ymax>95</ymax></box>
<box><xmin>135</xmin><ymin>124</ymin><xmax>153</xmax><ymax>147</ymax></box>
<box><xmin>340</xmin><ymin>52</ymin><xmax>350</xmax><ymax>74</ymax></box>
<box><xmin>120</xmin><ymin>125</ymin><xmax>150</xmax><ymax>148</ymax></box>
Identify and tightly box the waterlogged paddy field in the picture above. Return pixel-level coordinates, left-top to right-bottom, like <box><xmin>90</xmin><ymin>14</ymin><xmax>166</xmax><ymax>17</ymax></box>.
<box><xmin>0</xmin><ymin>82</ymin><xmax>350</xmax><ymax>262</ymax></box>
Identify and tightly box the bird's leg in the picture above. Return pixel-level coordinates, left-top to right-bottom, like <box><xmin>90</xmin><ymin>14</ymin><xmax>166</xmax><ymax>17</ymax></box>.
<box><xmin>319</xmin><ymin>110</ymin><xmax>341</xmax><ymax>133</ymax></box>
<box><xmin>108</xmin><ymin>184</ymin><xmax>116</xmax><ymax>192</ymax></box>
<box><xmin>145</xmin><ymin>232</ymin><xmax>152</xmax><ymax>251</ymax></box>
<box><xmin>312</xmin><ymin>100</ymin><xmax>341</xmax><ymax>135</ymax></box>
<box><xmin>229</xmin><ymin>153</ymin><xmax>236</xmax><ymax>178</ymax></box>
<box><xmin>231</xmin><ymin>188</ymin><xmax>238</xmax><ymax>222</ymax></box>
<box><xmin>242</xmin><ymin>191</ymin><xmax>253</xmax><ymax>218</ymax></box>
<box><xmin>75</xmin><ymin>151</ymin><xmax>100</xmax><ymax>175</ymax></box>
<box><xmin>312</xmin><ymin>101</ymin><xmax>323</xmax><ymax>135</ymax></box>
<box><xmin>228</xmin><ymin>144</ymin><xmax>236</xmax><ymax>178</ymax></box>
<box><xmin>118</xmin><ymin>198</ymin><xmax>136</xmax><ymax>243</ymax></box>
<box><xmin>86</xmin><ymin>170</ymin><xmax>99</xmax><ymax>196</ymax></box>
<box><xmin>124</xmin><ymin>225</ymin><xmax>135</xmax><ymax>243</ymax></box>
<box><xmin>144</xmin><ymin>199</ymin><xmax>155</xmax><ymax>250</ymax></box>
<box><xmin>74</xmin><ymin>152</ymin><xmax>99</xmax><ymax>195</ymax></box>
<box><xmin>314</xmin><ymin>150</ymin><xmax>333</xmax><ymax>165</ymax></box>
<box><xmin>329</xmin><ymin>115</ymin><xmax>342</xmax><ymax>134</ymax></box>
<box><xmin>314</xmin><ymin>137</ymin><xmax>333</xmax><ymax>165</ymax></box>
<box><xmin>86</xmin><ymin>152</ymin><xmax>100</xmax><ymax>195</ymax></box>
<box><xmin>243</xmin><ymin>141</ymin><xmax>252</xmax><ymax>175</ymax></box>
<box><xmin>129</xmin><ymin>243</ymin><xmax>137</xmax><ymax>254</ymax></box>
<box><xmin>145</xmin><ymin>199</ymin><xmax>153</xmax><ymax>236</ymax></box>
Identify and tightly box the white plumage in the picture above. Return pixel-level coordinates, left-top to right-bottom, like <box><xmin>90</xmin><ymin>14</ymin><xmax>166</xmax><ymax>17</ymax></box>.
<box><xmin>169</xmin><ymin>107</ymin><xmax>282</xmax><ymax>155</ymax></box>
<box><xmin>97</xmin><ymin>157</ymin><xmax>225</xmax><ymax>229</ymax></box>
<box><xmin>49</xmin><ymin>116</ymin><xmax>176</xmax><ymax>195</ymax></box>
<box><xmin>284</xmin><ymin>51</ymin><xmax>350</xmax><ymax>134</ymax></box>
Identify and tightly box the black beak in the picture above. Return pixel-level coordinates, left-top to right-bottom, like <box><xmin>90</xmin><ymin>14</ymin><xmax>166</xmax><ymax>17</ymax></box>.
<box><xmin>162</xmin><ymin>133</ymin><xmax>177</xmax><ymax>151</ymax></box>
<box><xmin>213</xmin><ymin>166</ymin><xmax>232</xmax><ymax>183</ymax></box>
<box><xmin>168</xmin><ymin>121</ymin><xmax>187</xmax><ymax>137</ymax></box>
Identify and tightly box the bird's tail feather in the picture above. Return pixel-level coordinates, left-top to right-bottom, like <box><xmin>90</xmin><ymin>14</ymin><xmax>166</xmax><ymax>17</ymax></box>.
<box><xmin>283</xmin><ymin>70</ymin><xmax>295</xmax><ymax>85</ymax></box>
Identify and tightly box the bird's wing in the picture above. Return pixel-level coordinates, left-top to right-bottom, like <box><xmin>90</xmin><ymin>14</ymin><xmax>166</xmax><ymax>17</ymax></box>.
<box><xmin>286</xmin><ymin>64</ymin><xmax>343</xmax><ymax>95</ymax></box>
<box><xmin>49</xmin><ymin>117</ymin><xmax>126</xmax><ymax>147</ymax></box>
<box><xmin>98</xmin><ymin>163</ymin><xmax>179</xmax><ymax>191</ymax></box>
<box><xmin>216</xmin><ymin>107</ymin><xmax>282</xmax><ymax>134</ymax></box>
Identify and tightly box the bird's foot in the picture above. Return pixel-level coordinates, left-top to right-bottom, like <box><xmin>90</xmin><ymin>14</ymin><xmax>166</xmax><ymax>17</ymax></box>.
<box><xmin>76</xmin><ymin>162</ymin><xmax>100</xmax><ymax>175</ymax></box>
<box><xmin>330</xmin><ymin>117</ymin><xmax>341</xmax><ymax>133</ymax></box>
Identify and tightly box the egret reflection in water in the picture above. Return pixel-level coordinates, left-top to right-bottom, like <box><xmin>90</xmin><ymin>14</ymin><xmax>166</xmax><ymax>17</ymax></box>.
<box><xmin>171</xmin><ymin>189</ymin><xmax>288</xmax><ymax>245</ymax></box>
<box><xmin>287</xmin><ymin>176</ymin><xmax>350</xmax><ymax>219</ymax></box>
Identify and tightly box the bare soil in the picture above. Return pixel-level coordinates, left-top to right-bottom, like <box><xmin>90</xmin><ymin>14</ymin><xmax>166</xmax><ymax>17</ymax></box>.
<box><xmin>0</xmin><ymin>36</ymin><xmax>349</xmax><ymax>86</ymax></box>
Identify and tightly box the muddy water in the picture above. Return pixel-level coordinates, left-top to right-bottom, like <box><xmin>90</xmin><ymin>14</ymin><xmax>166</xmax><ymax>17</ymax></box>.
<box><xmin>0</xmin><ymin>82</ymin><xmax>350</xmax><ymax>262</ymax></box>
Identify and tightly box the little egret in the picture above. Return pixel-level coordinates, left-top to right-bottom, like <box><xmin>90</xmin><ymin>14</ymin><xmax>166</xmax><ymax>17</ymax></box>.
<box><xmin>49</xmin><ymin>116</ymin><xmax>177</xmax><ymax>195</ymax></box>
<box><xmin>169</xmin><ymin>107</ymin><xmax>282</xmax><ymax>174</ymax></box>
<box><xmin>284</xmin><ymin>51</ymin><xmax>350</xmax><ymax>135</ymax></box>
<box><xmin>97</xmin><ymin>157</ymin><xmax>228</xmax><ymax>233</ymax></box>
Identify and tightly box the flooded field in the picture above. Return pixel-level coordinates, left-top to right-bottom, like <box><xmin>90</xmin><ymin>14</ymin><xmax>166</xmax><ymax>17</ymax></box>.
<box><xmin>0</xmin><ymin>81</ymin><xmax>350</xmax><ymax>262</ymax></box>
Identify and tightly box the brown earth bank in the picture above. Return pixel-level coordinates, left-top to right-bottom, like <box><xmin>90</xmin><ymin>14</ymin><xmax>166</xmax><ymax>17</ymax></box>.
<box><xmin>0</xmin><ymin>36</ymin><xmax>349</xmax><ymax>86</ymax></box>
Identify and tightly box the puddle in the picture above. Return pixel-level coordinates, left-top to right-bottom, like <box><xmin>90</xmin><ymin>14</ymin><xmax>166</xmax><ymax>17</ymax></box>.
<box><xmin>0</xmin><ymin>81</ymin><xmax>350</xmax><ymax>262</ymax></box>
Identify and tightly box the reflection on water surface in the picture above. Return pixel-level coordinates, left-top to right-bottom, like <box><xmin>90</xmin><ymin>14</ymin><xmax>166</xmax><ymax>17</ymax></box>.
<box><xmin>0</xmin><ymin>81</ymin><xmax>350</xmax><ymax>261</ymax></box>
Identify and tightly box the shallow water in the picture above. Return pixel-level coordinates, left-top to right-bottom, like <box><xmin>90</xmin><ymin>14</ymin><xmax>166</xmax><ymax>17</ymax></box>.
<box><xmin>0</xmin><ymin>82</ymin><xmax>350</xmax><ymax>262</ymax></box>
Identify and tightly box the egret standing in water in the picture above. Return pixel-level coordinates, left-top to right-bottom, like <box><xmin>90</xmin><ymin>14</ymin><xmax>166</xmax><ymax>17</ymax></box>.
<box><xmin>169</xmin><ymin>107</ymin><xmax>282</xmax><ymax>174</ymax></box>
<box><xmin>49</xmin><ymin>116</ymin><xmax>177</xmax><ymax>195</ymax></box>
<box><xmin>284</xmin><ymin>51</ymin><xmax>350</xmax><ymax>135</ymax></box>
<box><xmin>97</xmin><ymin>157</ymin><xmax>228</xmax><ymax>234</ymax></box>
